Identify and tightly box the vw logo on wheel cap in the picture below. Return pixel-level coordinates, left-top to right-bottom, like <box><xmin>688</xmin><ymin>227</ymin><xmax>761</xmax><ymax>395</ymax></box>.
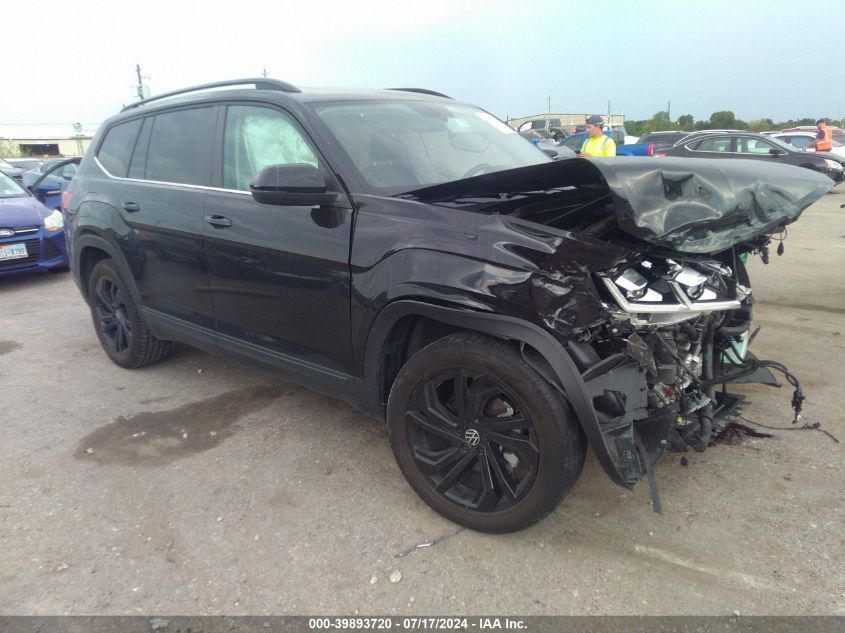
<box><xmin>464</xmin><ymin>428</ymin><xmax>481</xmax><ymax>446</ymax></box>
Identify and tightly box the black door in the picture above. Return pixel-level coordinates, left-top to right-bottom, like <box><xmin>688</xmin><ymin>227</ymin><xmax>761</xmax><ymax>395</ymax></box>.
<box><xmin>204</xmin><ymin>104</ymin><xmax>354</xmax><ymax>374</ymax></box>
<box><xmin>733</xmin><ymin>136</ymin><xmax>790</xmax><ymax>165</ymax></box>
<box><xmin>95</xmin><ymin>109</ymin><xmax>216</xmax><ymax>329</ymax></box>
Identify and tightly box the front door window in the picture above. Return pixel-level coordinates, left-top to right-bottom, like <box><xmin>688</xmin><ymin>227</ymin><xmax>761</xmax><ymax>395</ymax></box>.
<box><xmin>223</xmin><ymin>105</ymin><xmax>319</xmax><ymax>191</ymax></box>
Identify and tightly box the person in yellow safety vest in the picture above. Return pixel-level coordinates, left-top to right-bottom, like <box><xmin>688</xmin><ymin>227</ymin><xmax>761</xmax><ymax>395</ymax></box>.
<box><xmin>815</xmin><ymin>118</ymin><xmax>833</xmax><ymax>152</ymax></box>
<box><xmin>579</xmin><ymin>115</ymin><xmax>616</xmax><ymax>157</ymax></box>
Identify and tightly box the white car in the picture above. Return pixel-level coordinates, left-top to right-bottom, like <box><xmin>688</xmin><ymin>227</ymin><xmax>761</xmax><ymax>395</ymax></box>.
<box><xmin>772</xmin><ymin>132</ymin><xmax>845</xmax><ymax>159</ymax></box>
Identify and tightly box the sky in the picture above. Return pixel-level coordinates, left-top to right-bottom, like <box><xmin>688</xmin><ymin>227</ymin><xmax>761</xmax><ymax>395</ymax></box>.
<box><xmin>2</xmin><ymin>0</ymin><xmax>843</xmax><ymax>138</ymax></box>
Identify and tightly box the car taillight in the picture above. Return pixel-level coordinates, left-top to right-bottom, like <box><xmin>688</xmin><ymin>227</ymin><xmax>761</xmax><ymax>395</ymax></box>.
<box><xmin>647</xmin><ymin>143</ymin><xmax>654</xmax><ymax>156</ymax></box>
<box><xmin>654</xmin><ymin>150</ymin><xmax>667</xmax><ymax>157</ymax></box>
<box><xmin>61</xmin><ymin>190</ymin><xmax>72</xmax><ymax>212</ymax></box>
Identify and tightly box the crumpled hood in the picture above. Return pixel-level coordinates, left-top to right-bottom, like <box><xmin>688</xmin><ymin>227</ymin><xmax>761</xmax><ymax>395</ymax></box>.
<box><xmin>403</xmin><ymin>157</ymin><xmax>834</xmax><ymax>254</ymax></box>
<box><xmin>0</xmin><ymin>195</ymin><xmax>47</xmax><ymax>228</ymax></box>
<box><xmin>587</xmin><ymin>157</ymin><xmax>833</xmax><ymax>252</ymax></box>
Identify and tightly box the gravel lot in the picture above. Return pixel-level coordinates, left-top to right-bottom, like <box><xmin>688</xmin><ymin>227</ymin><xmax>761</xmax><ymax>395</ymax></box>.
<box><xmin>1</xmin><ymin>190</ymin><xmax>843</xmax><ymax>616</ymax></box>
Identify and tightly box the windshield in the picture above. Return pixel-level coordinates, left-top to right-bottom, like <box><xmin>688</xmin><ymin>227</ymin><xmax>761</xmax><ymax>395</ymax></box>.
<box><xmin>311</xmin><ymin>100</ymin><xmax>550</xmax><ymax>192</ymax></box>
<box><xmin>0</xmin><ymin>158</ymin><xmax>13</xmax><ymax>169</ymax></box>
<box><xmin>0</xmin><ymin>172</ymin><xmax>27</xmax><ymax>198</ymax></box>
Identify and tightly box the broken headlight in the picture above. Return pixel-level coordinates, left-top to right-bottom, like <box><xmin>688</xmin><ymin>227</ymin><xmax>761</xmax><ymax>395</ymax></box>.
<box><xmin>599</xmin><ymin>258</ymin><xmax>741</xmax><ymax>325</ymax></box>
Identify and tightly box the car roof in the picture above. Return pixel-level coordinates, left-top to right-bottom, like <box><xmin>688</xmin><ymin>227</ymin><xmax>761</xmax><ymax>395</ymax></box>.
<box><xmin>100</xmin><ymin>80</ymin><xmax>463</xmax><ymax>133</ymax></box>
<box><xmin>688</xmin><ymin>131</ymin><xmax>772</xmax><ymax>138</ymax></box>
<box><xmin>119</xmin><ymin>79</ymin><xmax>454</xmax><ymax>112</ymax></box>
<box><xmin>639</xmin><ymin>131</ymin><xmax>689</xmax><ymax>139</ymax></box>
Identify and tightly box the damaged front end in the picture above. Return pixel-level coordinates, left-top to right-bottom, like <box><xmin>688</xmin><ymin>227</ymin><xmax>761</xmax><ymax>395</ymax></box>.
<box><xmin>405</xmin><ymin>157</ymin><xmax>833</xmax><ymax>505</ymax></box>
<box><xmin>534</xmin><ymin>249</ymin><xmax>761</xmax><ymax>501</ymax></box>
<box><xmin>531</xmin><ymin>159</ymin><xmax>831</xmax><ymax>506</ymax></box>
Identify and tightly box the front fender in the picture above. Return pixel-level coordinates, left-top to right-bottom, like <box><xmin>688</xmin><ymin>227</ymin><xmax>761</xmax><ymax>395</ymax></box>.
<box><xmin>364</xmin><ymin>299</ymin><xmax>646</xmax><ymax>489</ymax></box>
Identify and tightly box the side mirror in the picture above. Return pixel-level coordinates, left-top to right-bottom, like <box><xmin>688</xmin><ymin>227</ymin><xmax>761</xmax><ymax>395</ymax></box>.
<box><xmin>250</xmin><ymin>163</ymin><xmax>337</xmax><ymax>206</ymax></box>
<box><xmin>769</xmin><ymin>148</ymin><xmax>786</xmax><ymax>156</ymax></box>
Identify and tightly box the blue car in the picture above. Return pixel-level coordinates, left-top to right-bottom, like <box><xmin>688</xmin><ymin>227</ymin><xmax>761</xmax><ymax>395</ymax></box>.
<box><xmin>0</xmin><ymin>157</ymin><xmax>25</xmax><ymax>181</ymax></box>
<box><xmin>0</xmin><ymin>171</ymin><xmax>68</xmax><ymax>276</ymax></box>
<box><xmin>21</xmin><ymin>159</ymin><xmax>78</xmax><ymax>202</ymax></box>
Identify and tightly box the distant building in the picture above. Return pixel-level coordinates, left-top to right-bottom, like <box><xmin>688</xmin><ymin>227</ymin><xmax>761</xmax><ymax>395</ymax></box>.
<box><xmin>2</xmin><ymin>135</ymin><xmax>92</xmax><ymax>157</ymax></box>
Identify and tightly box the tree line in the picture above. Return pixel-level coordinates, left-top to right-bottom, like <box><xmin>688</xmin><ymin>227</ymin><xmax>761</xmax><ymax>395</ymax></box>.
<box><xmin>625</xmin><ymin>111</ymin><xmax>845</xmax><ymax>137</ymax></box>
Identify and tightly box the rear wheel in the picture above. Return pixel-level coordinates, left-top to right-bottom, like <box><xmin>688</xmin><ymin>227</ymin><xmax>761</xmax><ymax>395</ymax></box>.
<box><xmin>87</xmin><ymin>259</ymin><xmax>170</xmax><ymax>368</ymax></box>
<box><xmin>387</xmin><ymin>332</ymin><xmax>585</xmax><ymax>532</ymax></box>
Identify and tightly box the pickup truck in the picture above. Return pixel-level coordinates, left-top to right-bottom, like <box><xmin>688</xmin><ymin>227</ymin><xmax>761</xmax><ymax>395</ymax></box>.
<box><xmin>559</xmin><ymin>132</ymin><xmax>656</xmax><ymax>156</ymax></box>
<box><xmin>515</xmin><ymin>118</ymin><xmax>572</xmax><ymax>142</ymax></box>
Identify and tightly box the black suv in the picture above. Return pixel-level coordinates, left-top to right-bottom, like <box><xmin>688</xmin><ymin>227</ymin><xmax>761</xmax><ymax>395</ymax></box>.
<box><xmin>66</xmin><ymin>79</ymin><xmax>832</xmax><ymax>532</ymax></box>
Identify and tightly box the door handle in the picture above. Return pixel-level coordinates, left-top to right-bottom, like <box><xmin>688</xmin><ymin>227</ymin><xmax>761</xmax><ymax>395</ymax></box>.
<box><xmin>205</xmin><ymin>214</ymin><xmax>232</xmax><ymax>228</ymax></box>
<box><xmin>122</xmin><ymin>202</ymin><xmax>140</xmax><ymax>213</ymax></box>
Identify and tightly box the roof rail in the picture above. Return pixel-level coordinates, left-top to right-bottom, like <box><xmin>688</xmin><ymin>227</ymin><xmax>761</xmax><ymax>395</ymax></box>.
<box><xmin>388</xmin><ymin>88</ymin><xmax>452</xmax><ymax>99</ymax></box>
<box><xmin>121</xmin><ymin>78</ymin><xmax>301</xmax><ymax>112</ymax></box>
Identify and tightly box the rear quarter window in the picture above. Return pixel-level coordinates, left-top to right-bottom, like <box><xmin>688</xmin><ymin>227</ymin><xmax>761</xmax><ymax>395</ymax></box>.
<box><xmin>97</xmin><ymin>119</ymin><xmax>143</xmax><ymax>177</ymax></box>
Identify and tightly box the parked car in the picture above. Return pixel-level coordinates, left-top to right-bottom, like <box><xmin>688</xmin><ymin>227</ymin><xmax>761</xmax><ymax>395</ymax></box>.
<box><xmin>782</xmin><ymin>125</ymin><xmax>845</xmax><ymax>144</ymax></box>
<box><xmin>771</xmin><ymin>131</ymin><xmax>845</xmax><ymax>159</ymax></box>
<box><xmin>534</xmin><ymin>139</ymin><xmax>577</xmax><ymax>159</ymax></box>
<box><xmin>6</xmin><ymin>158</ymin><xmax>44</xmax><ymax>172</ymax></box>
<box><xmin>66</xmin><ymin>78</ymin><xmax>832</xmax><ymax>532</ymax></box>
<box><xmin>636</xmin><ymin>131</ymin><xmax>692</xmax><ymax>149</ymax></box>
<box><xmin>0</xmin><ymin>157</ymin><xmax>25</xmax><ymax>182</ymax></box>
<box><xmin>515</xmin><ymin>118</ymin><xmax>572</xmax><ymax>142</ymax></box>
<box><xmin>656</xmin><ymin>132</ymin><xmax>844</xmax><ymax>182</ymax></box>
<box><xmin>21</xmin><ymin>158</ymin><xmax>78</xmax><ymax>190</ymax></box>
<box><xmin>0</xmin><ymin>171</ymin><xmax>69</xmax><ymax>276</ymax></box>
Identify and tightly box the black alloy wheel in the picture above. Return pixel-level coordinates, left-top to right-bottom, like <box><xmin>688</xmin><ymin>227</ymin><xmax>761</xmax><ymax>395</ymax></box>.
<box><xmin>404</xmin><ymin>369</ymin><xmax>539</xmax><ymax>512</ymax></box>
<box><xmin>388</xmin><ymin>332</ymin><xmax>586</xmax><ymax>532</ymax></box>
<box><xmin>87</xmin><ymin>259</ymin><xmax>171</xmax><ymax>369</ymax></box>
<box><xmin>94</xmin><ymin>275</ymin><xmax>133</xmax><ymax>355</ymax></box>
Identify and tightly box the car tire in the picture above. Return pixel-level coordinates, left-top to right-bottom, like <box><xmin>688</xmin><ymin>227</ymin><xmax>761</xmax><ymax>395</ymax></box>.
<box><xmin>87</xmin><ymin>259</ymin><xmax>170</xmax><ymax>369</ymax></box>
<box><xmin>387</xmin><ymin>332</ymin><xmax>586</xmax><ymax>533</ymax></box>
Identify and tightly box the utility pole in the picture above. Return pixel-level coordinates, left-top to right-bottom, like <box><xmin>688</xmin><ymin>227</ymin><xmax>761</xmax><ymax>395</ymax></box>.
<box><xmin>667</xmin><ymin>99</ymin><xmax>671</xmax><ymax>122</ymax></box>
<box><xmin>262</xmin><ymin>67</ymin><xmax>268</xmax><ymax>78</ymax></box>
<box><xmin>73</xmin><ymin>122</ymin><xmax>84</xmax><ymax>155</ymax></box>
<box><xmin>135</xmin><ymin>64</ymin><xmax>145</xmax><ymax>100</ymax></box>
<box><xmin>134</xmin><ymin>65</ymin><xmax>151</xmax><ymax>100</ymax></box>
<box><xmin>607</xmin><ymin>100</ymin><xmax>611</xmax><ymax>122</ymax></box>
<box><xmin>547</xmin><ymin>96</ymin><xmax>551</xmax><ymax>113</ymax></box>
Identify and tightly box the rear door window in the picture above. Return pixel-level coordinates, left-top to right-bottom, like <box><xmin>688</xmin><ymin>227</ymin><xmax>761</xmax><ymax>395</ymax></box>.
<box><xmin>145</xmin><ymin>107</ymin><xmax>216</xmax><ymax>185</ymax></box>
<box><xmin>97</xmin><ymin>119</ymin><xmax>143</xmax><ymax>177</ymax></box>
<box><xmin>692</xmin><ymin>137</ymin><xmax>733</xmax><ymax>152</ymax></box>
